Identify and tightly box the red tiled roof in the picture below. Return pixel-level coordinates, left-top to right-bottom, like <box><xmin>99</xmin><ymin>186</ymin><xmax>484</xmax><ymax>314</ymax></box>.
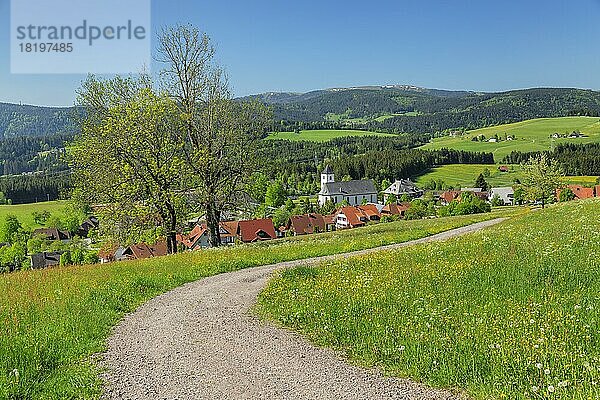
<box><xmin>382</xmin><ymin>202</ymin><xmax>410</xmax><ymax>215</ymax></box>
<box><xmin>98</xmin><ymin>244</ymin><xmax>119</xmax><ymax>261</ymax></box>
<box><xmin>125</xmin><ymin>241</ymin><xmax>167</xmax><ymax>259</ymax></box>
<box><xmin>568</xmin><ymin>185</ymin><xmax>595</xmax><ymax>200</ymax></box>
<box><xmin>178</xmin><ymin>224</ymin><xmax>208</xmax><ymax>249</ymax></box>
<box><xmin>288</xmin><ymin>213</ymin><xmax>326</xmax><ymax>235</ymax></box>
<box><xmin>440</xmin><ymin>191</ymin><xmax>461</xmax><ymax>204</ymax></box>
<box><xmin>356</xmin><ymin>204</ymin><xmax>381</xmax><ymax>220</ymax></box>
<box><xmin>237</xmin><ymin>218</ymin><xmax>277</xmax><ymax>242</ymax></box>
<box><xmin>336</xmin><ymin>207</ymin><xmax>365</xmax><ymax>227</ymax></box>
<box><xmin>220</xmin><ymin>221</ymin><xmax>239</xmax><ymax>238</ymax></box>
<box><xmin>595</xmin><ymin>185</ymin><xmax>600</xmax><ymax>197</ymax></box>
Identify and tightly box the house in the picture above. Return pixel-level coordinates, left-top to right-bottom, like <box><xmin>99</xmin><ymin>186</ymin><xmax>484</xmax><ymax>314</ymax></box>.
<box><xmin>30</xmin><ymin>251</ymin><xmax>64</xmax><ymax>269</ymax></box>
<box><xmin>381</xmin><ymin>202</ymin><xmax>410</xmax><ymax>217</ymax></box>
<box><xmin>356</xmin><ymin>204</ymin><xmax>381</xmax><ymax>221</ymax></box>
<box><xmin>488</xmin><ymin>138</ymin><xmax>498</xmax><ymax>143</ymax></box>
<box><xmin>32</xmin><ymin>227</ymin><xmax>71</xmax><ymax>242</ymax></box>
<box><xmin>461</xmin><ymin>187</ymin><xmax>483</xmax><ymax>193</ymax></box>
<box><xmin>121</xmin><ymin>241</ymin><xmax>168</xmax><ymax>260</ymax></box>
<box><xmin>498</xmin><ymin>165</ymin><xmax>509</xmax><ymax>173</ymax></box>
<box><xmin>333</xmin><ymin>206</ymin><xmax>368</xmax><ymax>229</ymax></box>
<box><xmin>98</xmin><ymin>244</ymin><xmax>119</xmax><ymax>264</ymax></box>
<box><xmin>322</xmin><ymin>214</ymin><xmax>336</xmax><ymax>231</ymax></box>
<box><xmin>488</xmin><ymin>187</ymin><xmax>515</xmax><ymax>205</ymax></box>
<box><xmin>178</xmin><ymin>221</ymin><xmax>239</xmax><ymax>250</ymax></box>
<box><xmin>558</xmin><ymin>185</ymin><xmax>596</xmax><ymax>200</ymax></box>
<box><xmin>473</xmin><ymin>191</ymin><xmax>490</xmax><ymax>201</ymax></box>
<box><xmin>317</xmin><ymin>165</ymin><xmax>378</xmax><ymax>206</ymax></box>
<box><xmin>382</xmin><ymin>179</ymin><xmax>423</xmax><ymax>202</ymax></box>
<box><xmin>286</xmin><ymin>213</ymin><xmax>326</xmax><ymax>236</ymax></box>
<box><xmin>440</xmin><ymin>191</ymin><xmax>461</xmax><ymax>205</ymax></box>
<box><xmin>237</xmin><ymin>218</ymin><xmax>277</xmax><ymax>243</ymax></box>
<box><xmin>76</xmin><ymin>216</ymin><xmax>99</xmax><ymax>238</ymax></box>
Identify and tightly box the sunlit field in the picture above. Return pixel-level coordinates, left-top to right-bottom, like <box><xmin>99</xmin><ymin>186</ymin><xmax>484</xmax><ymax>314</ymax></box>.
<box><xmin>258</xmin><ymin>199</ymin><xmax>600</xmax><ymax>399</ymax></box>
<box><xmin>0</xmin><ymin>200</ymin><xmax>67</xmax><ymax>230</ymax></box>
<box><xmin>420</xmin><ymin>117</ymin><xmax>600</xmax><ymax>161</ymax></box>
<box><xmin>0</xmin><ymin>209</ymin><xmax>520</xmax><ymax>399</ymax></box>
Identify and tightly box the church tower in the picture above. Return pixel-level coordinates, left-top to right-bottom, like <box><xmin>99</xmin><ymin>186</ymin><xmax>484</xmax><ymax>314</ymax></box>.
<box><xmin>321</xmin><ymin>165</ymin><xmax>335</xmax><ymax>188</ymax></box>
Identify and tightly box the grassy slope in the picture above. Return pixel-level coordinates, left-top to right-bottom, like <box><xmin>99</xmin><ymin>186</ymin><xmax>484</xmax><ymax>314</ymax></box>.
<box><xmin>258</xmin><ymin>199</ymin><xmax>600</xmax><ymax>400</ymax></box>
<box><xmin>0</xmin><ymin>201</ymin><xmax>67</xmax><ymax>230</ymax></box>
<box><xmin>419</xmin><ymin>116</ymin><xmax>600</xmax><ymax>161</ymax></box>
<box><xmin>413</xmin><ymin>164</ymin><xmax>523</xmax><ymax>188</ymax></box>
<box><xmin>0</xmin><ymin>209</ymin><xmax>521</xmax><ymax>399</ymax></box>
<box><xmin>413</xmin><ymin>164</ymin><xmax>599</xmax><ymax>188</ymax></box>
<box><xmin>265</xmin><ymin>129</ymin><xmax>393</xmax><ymax>142</ymax></box>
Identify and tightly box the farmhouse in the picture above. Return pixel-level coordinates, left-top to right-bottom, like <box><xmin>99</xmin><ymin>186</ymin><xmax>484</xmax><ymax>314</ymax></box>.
<box><xmin>382</xmin><ymin>179</ymin><xmax>423</xmax><ymax>202</ymax></box>
<box><xmin>121</xmin><ymin>241</ymin><xmax>168</xmax><ymax>260</ymax></box>
<box><xmin>356</xmin><ymin>204</ymin><xmax>381</xmax><ymax>221</ymax></box>
<box><xmin>334</xmin><ymin>206</ymin><xmax>367</xmax><ymax>229</ymax></box>
<box><xmin>32</xmin><ymin>227</ymin><xmax>71</xmax><ymax>242</ymax></box>
<box><xmin>317</xmin><ymin>165</ymin><xmax>378</xmax><ymax>206</ymax></box>
<box><xmin>440</xmin><ymin>191</ymin><xmax>461</xmax><ymax>205</ymax></box>
<box><xmin>30</xmin><ymin>251</ymin><xmax>64</xmax><ymax>269</ymax></box>
<box><xmin>237</xmin><ymin>218</ymin><xmax>277</xmax><ymax>242</ymax></box>
<box><xmin>557</xmin><ymin>185</ymin><xmax>599</xmax><ymax>201</ymax></box>
<box><xmin>178</xmin><ymin>221</ymin><xmax>238</xmax><ymax>250</ymax></box>
<box><xmin>285</xmin><ymin>213</ymin><xmax>326</xmax><ymax>236</ymax></box>
<box><xmin>381</xmin><ymin>202</ymin><xmax>410</xmax><ymax>217</ymax></box>
<box><xmin>76</xmin><ymin>216</ymin><xmax>99</xmax><ymax>238</ymax></box>
<box><xmin>488</xmin><ymin>187</ymin><xmax>515</xmax><ymax>205</ymax></box>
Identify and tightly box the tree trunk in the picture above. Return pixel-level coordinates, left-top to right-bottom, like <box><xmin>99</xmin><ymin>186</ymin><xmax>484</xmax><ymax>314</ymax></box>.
<box><xmin>166</xmin><ymin>203</ymin><xmax>178</xmax><ymax>254</ymax></box>
<box><xmin>206</xmin><ymin>199</ymin><xmax>221</xmax><ymax>247</ymax></box>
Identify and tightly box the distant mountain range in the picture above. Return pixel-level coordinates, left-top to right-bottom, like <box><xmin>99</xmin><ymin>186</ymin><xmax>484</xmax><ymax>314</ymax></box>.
<box><xmin>2</xmin><ymin>85</ymin><xmax>600</xmax><ymax>138</ymax></box>
<box><xmin>241</xmin><ymin>86</ymin><xmax>600</xmax><ymax>133</ymax></box>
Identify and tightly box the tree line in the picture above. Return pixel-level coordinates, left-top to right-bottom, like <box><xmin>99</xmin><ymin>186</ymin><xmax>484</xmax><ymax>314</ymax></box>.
<box><xmin>503</xmin><ymin>143</ymin><xmax>600</xmax><ymax>176</ymax></box>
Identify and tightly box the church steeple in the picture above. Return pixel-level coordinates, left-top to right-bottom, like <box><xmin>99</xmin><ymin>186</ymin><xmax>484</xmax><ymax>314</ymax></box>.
<box><xmin>321</xmin><ymin>165</ymin><xmax>334</xmax><ymax>188</ymax></box>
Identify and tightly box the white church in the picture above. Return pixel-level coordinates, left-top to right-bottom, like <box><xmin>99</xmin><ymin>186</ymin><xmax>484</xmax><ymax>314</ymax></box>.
<box><xmin>317</xmin><ymin>165</ymin><xmax>378</xmax><ymax>206</ymax></box>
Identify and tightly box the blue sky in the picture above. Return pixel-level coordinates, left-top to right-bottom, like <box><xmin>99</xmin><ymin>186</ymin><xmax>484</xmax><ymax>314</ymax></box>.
<box><xmin>1</xmin><ymin>0</ymin><xmax>599</xmax><ymax>106</ymax></box>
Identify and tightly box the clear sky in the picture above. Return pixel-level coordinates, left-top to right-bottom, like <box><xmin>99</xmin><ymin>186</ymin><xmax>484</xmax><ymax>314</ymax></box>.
<box><xmin>1</xmin><ymin>0</ymin><xmax>600</xmax><ymax>106</ymax></box>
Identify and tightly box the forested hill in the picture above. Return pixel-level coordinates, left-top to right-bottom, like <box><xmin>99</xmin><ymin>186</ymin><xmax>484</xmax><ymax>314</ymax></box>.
<box><xmin>0</xmin><ymin>103</ymin><xmax>78</xmax><ymax>138</ymax></box>
<box><xmin>244</xmin><ymin>86</ymin><xmax>600</xmax><ymax>133</ymax></box>
<box><xmin>4</xmin><ymin>86</ymin><xmax>600</xmax><ymax>138</ymax></box>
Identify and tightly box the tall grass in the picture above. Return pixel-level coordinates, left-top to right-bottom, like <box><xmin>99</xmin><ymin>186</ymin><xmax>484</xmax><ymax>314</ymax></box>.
<box><xmin>258</xmin><ymin>199</ymin><xmax>600</xmax><ymax>399</ymax></box>
<box><xmin>0</xmin><ymin>209</ymin><xmax>518</xmax><ymax>399</ymax></box>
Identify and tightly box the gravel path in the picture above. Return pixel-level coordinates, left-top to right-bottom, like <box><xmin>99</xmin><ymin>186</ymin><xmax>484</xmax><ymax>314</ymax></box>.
<box><xmin>102</xmin><ymin>218</ymin><xmax>505</xmax><ymax>399</ymax></box>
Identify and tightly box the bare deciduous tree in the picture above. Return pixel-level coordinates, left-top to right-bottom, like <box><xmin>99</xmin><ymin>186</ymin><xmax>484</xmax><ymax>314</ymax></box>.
<box><xmin>158</xmin><ymin>25</ymin><xmax>270</xmax><ymax>247</ymax></box>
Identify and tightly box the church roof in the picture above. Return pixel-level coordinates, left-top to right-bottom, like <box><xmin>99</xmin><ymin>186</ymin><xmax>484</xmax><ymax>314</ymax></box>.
<box><xmin>319</xmin><ymin>179</ymin><xmax>377</xmax><ymax>196</ymax></box>
<box><xmin>322</xmin><ymin>164</ymin><xmax>333</xmax><ymax>174</ymax></box>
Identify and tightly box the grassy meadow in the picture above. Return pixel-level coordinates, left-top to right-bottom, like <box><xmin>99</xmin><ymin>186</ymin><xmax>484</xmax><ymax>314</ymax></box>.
<box><xmin>258</xmin><ymin>199</ymin><xmax>600</xmax><ymax>399</ymax></box>
<box><xmin>420</xmin><ymin>116</ymin><xmax>600</xmax><ymax>161</ymax></box>
<box><xmin>0</xmin><ymin>209</ymin><xmax>521</xmax><ymax>399</ymax></box>
<box><xmin>414</xmin><ymin>164</ymin><xmax>599</xmax><ymax>189</ymax></box>
<box><xmin>265</xmin><ymin>129</ymin><xmax>394</xmax><ymax>142</ymax></box>
<box><xmin>0</xmin><ymin>201</ymin><xmax>68</xmax><ymax>230</ymax></box>
<box><xmin>414</xmin><ymin>164</ymin><xmax>523</xmax><ymax>188</ymax></box>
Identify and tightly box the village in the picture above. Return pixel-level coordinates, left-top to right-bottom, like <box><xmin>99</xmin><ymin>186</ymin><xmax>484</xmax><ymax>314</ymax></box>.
<box><xmin>21</xmin><ymin>165</ymin><xmax>600</xmax><ymax>268</ymax></box>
